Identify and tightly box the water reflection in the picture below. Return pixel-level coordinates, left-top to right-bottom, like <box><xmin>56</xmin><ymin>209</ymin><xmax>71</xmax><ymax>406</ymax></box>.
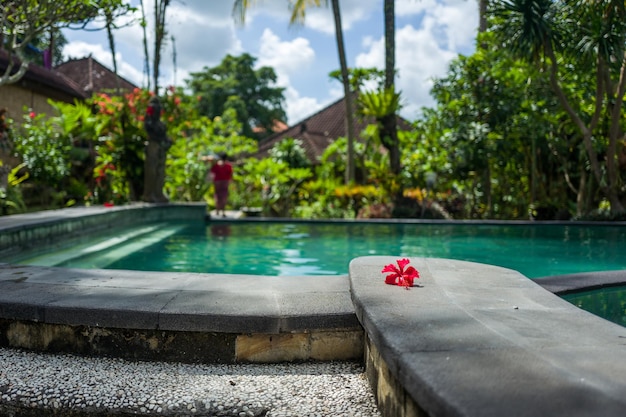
<box><xmin>563</xmin><ymin>286</ymin><xmax>626</xmax><ymax>327</ymax></box>
<box><xmin>211</xmin><ymin>224</ymin><xmax>231</xmax><ymax>239</ymax></box>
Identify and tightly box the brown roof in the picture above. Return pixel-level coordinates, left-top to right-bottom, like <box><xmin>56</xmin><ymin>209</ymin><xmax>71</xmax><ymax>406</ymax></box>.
<box><xmin>256</xmin><ymin>93</ymin><xmax>411</xmax><ymax>163</ymax></box>
<box><xmin>0</xmin><ymin>49</ymin><xmax>87</xmax><ymax>102</ymax></box>
<box><xmin>252</xmin><ymin>119</ymin><xmax>288</xmax><ymax>136</ymax></box>
<box><xmin>55</xmin><ymin>56</ymin><xmax>138</xmax><ymax>96</ymax></box>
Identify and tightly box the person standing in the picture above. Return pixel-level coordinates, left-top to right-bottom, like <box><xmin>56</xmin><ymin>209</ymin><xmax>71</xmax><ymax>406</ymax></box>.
<box><xmin>208</xmin><ymin>152</ymin><xmax>233</xmax><ymax>217</ymax></box>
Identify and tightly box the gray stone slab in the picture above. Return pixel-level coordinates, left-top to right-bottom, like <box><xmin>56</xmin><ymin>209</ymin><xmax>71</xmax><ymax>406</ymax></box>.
<box><xmin>43</xmin><ymin>286</ymin><xmax>176</xmax><ymax>329</ymax></box>
<box><xmin>350</xmin><ymin>255</ymin><xmax>626</xmax><ymax>417</ymax></box>
<box><xmin>176</xmin><ymin>273</ymin><xmax>349</xmax><ymax>293</ymax></box>
<box><xmin>277</xmin><ymin>291</ymin><xmax>360</xmax><ymax>331</ymax></box>
<box><xmin>0</xmin><ymin>281</ymin><xmax>57</xmax><ymax>321</ymax></box>
<box><xmin>0</xmin><ymin>263</ymin><xmax>359</xmax><ymax>335</ymax></box>
<box><xmin>397</xmin><ymin>349</ymin><xmax>626</xmax><ymax>417</ymax></box>
<box><xmin>536</xmin><ymin>269</ymin><xmax>626</xmax><ymax>294</ymax></box>
<box><xmin>158</xmin><ymin>290</ymin><xmax>281</xmax><ymax>333</ymax></box>
<box><xmin>0</xmin><ymin>263</ymin><xmax>42</xmax><ymax>282</ymax></box>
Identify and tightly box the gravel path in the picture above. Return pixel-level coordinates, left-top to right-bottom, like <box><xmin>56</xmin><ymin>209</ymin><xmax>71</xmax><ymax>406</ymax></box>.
<box><xmin>0</xmin><ymin>347</ymin><xmax>381</xmax><ymax>416</ymax></box>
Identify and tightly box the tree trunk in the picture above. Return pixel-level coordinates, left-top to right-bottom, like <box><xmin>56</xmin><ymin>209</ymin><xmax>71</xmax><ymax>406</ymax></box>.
<box><xmin>605</xmin><ymin>52</ymin><xmax>626</xmax><ymax>213</ymax></box>
<box><xmin>153</xmin><ymin>0</ymin><xmax>169</xmax><ymax>95</ymax></box>
<box><xmin>139</xmin><ymin>0</ymin><xmax>151</xmax><ymax>91</ymax></box>
<box><xmin>545</xmin><ymin>41</ymin><xmax>625</xmax><ymax>213</ymax></box>
<box><xmin>382</xmin><ymin>0</ymin><xmax>400</xmax><ymax>176</ymax></box>
<box><xmin>331</xmin><ymin>0</ymin><xmax>355</xmax><ymax>184</ymax></box>
<box><xmin>576</xmin><ymin>166</ymin><xmax>586</xmax><ymax>217</ymax></box>
<box><xmin>478</xmin><ymin>0</ymin><xmax>488</xmax><ymax>33</ymax></box>
<box><xmin>105</xmin><ymin>12</ymin><xmax>121</xmax><ymax>96</ymax></box>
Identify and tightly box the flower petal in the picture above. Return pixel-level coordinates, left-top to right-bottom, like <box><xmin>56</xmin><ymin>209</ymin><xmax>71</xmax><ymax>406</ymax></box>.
<box><xmin>385</xmin><ymin>275</ymin><xmax>399</xmax><ymax>285</ymax></box>
<box><xmin>382</xmin><ymin>263</ymin><xmax>400</xmax><ymax>274</ymax></box>
<box><xmin>396</xmin><ymin>258</ymin><xmax>411</xmax><ymax>270</ymax></box>
<box><xmin>403</xmin><ymin>266</ymin><xmax>419</xmax><ymax>280</ymax></box>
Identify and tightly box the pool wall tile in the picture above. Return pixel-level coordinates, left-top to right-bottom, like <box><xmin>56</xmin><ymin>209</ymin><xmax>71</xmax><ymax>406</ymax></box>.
<box><xmin>0</xmin><ymin>203</ymin><xmax>206</xmax><ymax>258</ymax></box>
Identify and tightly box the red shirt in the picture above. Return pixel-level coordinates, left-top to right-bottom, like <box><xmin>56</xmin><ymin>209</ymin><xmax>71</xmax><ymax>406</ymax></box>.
<box><xmin>211</xmin><ymin>162</ymin><xmax>233</xmax><ymax>181</ymax></box>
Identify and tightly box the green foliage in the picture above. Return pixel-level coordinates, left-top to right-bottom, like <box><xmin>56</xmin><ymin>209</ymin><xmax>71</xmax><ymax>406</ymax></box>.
<box><xmin>0</xmin><ymin>0</ymin><xmax>134</xmax><ymax>85</ymax></box>
<box><xmin>21</xmin><ymin>29</ymin><xmax>67</xmax><ymax>67</ymax></box>
<box><xmin>269</xmin><ymin>138</ymin><xmax>311</xmax><ymax>169</ymax></box>
<box><xmin>417</xmin><ymin>35</ymin><xmax>581</xmax><ymax>219</ymax></box>
<box><xmin>329</xmin><ymin>67</ymin><xmax>385</xmax><ymax>92</ymax></box>
<box><xmin>86</xmin><ymin>90</ymin><xmax>150</xmax><ymax>203</ymax></box>
<box><xmin>492</xmin><ymin>0</ymin><xmax>562</xmax><ymax>62</ymax></box>
<box><xmin>231</xmin><ymin>157</ymin><xmax>312</xmax><ymax>217</ymax></box>
<box><xmin>490</xmin><ymin>0</ymin><xmax>626</xmax><ymax>215</ymax></box>
<box><xmin>358</xmin><ymin>87</ymin><xmax>402</xmax><ymax>120</ymax></box>
<box><xmin>14</xmin><ymin>111</ymin><xmax>72</xmax><ymax>186</ymax></box>
<box><xmin>166</xmin><ymin>108</ymin><xmax>257</xmax><ymax>202</ymax></box>
<box><xmin>186</xmin><ymin>53</ymin><xmax>287</xmax><ymax>139</ymax></box>
<box><xmin>290</xmin><ymin>134</ymin><xmax>394</xmax><ymax>219</ymax></box>
<box><xmin>0</xmin><ymin>163</ymin><xmax>28</xmax><ymax>215</ymax></box>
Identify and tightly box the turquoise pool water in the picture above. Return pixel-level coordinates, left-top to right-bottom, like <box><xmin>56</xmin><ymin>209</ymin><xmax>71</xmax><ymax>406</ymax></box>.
<box><xmin>10</xmin><ymin>220</ymin><xmax>626</xmax><ymax>278</ymax></box>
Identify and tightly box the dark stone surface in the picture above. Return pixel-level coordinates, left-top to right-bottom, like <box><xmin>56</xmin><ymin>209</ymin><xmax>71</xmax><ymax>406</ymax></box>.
<box><xmin>350</xmin><ymin>256</ymin><xmax>626</xmax><ymax>417</ymax></box>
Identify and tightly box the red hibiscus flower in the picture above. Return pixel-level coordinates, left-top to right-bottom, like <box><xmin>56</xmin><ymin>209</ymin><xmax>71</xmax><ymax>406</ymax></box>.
<box><xmin>382</xmin><ymin>258</ymin><xmax>419</xmax><ymax>289</ymax></box>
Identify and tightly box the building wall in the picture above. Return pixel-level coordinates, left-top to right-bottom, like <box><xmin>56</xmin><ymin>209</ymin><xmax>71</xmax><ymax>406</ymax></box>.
<box><xmin>0</xmin><ymin>84</ymin><xmax>59</xmax><ymax>120</ymax></box>
<box><xmin>0</xmin><ymin>84</ymin><xmax>65</xmax><ymax>167</ymax></box>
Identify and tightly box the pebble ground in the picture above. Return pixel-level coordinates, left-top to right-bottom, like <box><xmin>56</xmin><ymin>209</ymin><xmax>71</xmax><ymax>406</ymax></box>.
<box><xmin>0</xmin><ymin>347</ymin><xmax>381</xmax><ymax>416</ymax></box>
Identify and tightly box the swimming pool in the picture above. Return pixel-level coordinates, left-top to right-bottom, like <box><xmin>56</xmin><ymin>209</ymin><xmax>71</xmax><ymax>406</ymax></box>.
<box><xmin>9</xmin><ymin>220</ymin><xmax>626</xmax><ymax>279</ymax></box>
<box><xmin>562</xmin><ymin>286</ymin><xmax>626</xmax><ymax>327</ymax></box>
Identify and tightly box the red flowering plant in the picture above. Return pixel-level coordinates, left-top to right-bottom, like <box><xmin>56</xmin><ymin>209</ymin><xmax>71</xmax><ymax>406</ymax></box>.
<box><xmin>87</xmin><ymin>86</ymin><xmax>186</xmax><ymax>203</ymax></box>
<box><xmin>382</xmin><ymin>258</ymin><xmax>419</xmax><ymax>289</ymax></box>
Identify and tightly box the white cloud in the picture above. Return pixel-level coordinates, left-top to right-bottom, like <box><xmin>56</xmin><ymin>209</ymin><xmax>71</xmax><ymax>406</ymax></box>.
<box><xmin>397</xmin><ymin>0</ymin><xmax>438</xmax><ymax>16</ymax></box>
<box><xmin>296</xmin><ymin>0</ymin><xmax>379</xmax><ymax>35</ymax></box>
<box><xmin>257</xmin><ymin>29</ymin><xmax>315</xmax><ymax>75</ymax></box>
<box><xmin>232</xmin><ymin>0</ymin><xmax>378</xmax><ymax>35</ymax></box>
<box><xmin>284</xmin><ymin>87</ymin><xmax>325</xmax><ymax>124</ymax></box>
<box><xmin>354</xmin><ymin>1</ymin><xmax>477</xmax><ymax>119</ymax></box>
<box><xmin>255</xmin><ymin>28</ymin><xmax>320</xmax><ymax>124</ymax></box>
<box><xmin>164</xmin><ymin>3</ymin><xmax>242</xmax><ymax>70</ymax></box>
<box><xmin>396</xmin><ymin>24</ymin><xmax>457</xmax><ymax>118</ymax></box>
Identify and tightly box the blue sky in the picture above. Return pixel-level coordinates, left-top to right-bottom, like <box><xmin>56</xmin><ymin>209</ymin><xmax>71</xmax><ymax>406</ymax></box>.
<box><xmin>62</xmin><ymin>0</ymin><xmax>478</xmax><ymax>124</ymax></box>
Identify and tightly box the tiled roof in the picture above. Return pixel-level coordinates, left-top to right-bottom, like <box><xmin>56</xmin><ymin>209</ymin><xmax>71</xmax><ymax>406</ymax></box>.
<box><xmin>0</xmin><ymin>49</ymin><xmax>87</xmax><ymax>100</ymax></box>
<box><xmin>252</xmin><ymin>119</ymin><xmax>288</xmax><ymax>136</ymax></box>
<box><xmin>55</xmin><ymin>56</ymin><xmax>138</xmax><ymax>96</ymax></box>
<box><xmin>256</xmin><ymin>93</ymin><xmax>411</xmax><ymax>163</ymax></box>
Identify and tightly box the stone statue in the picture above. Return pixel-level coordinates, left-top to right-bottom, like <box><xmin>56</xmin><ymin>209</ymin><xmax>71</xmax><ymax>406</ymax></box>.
<box><xmin>143</xmin><ymin>96</ymin><xmax>172</xmax><ymax>203</ymax></box>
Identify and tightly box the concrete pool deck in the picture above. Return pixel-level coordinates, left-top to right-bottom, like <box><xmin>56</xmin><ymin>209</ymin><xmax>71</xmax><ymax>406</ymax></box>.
<box><xmin>2</xmin><ymin>204</ymin><xmax>626</xmax><ymax>417</ymax></box>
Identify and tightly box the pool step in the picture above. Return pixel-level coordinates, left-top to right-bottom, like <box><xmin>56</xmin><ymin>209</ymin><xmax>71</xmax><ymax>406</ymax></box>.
<box><xmin>14</xmin><ymin>224</ymin><xmax>184</xmax><ymax>269</ymax></box>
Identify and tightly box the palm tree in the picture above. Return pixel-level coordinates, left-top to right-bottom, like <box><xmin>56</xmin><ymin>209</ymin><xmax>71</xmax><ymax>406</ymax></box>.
<box><xmin>139</xmin><ymin>0</ymin><xmax>151</xmax><ymax>91</ymax></box>
<box><xmin>232</xmin><ymin>0</ymin><xmax>356</xmax><ymax>184</ymax></box>
<box><xmin>478</xmin><ymin>0</ymin><xmax>488</xmax><ymax>33</ymax></box>
<box><xmin>152</xmin><ymin>0</ymin><xmax>170</xmax><ymax>96</ymax></box>
<box><xmin>382</xmin><ymin>0</ymin><xmax>400</xmax><ymax>176</ymax></box>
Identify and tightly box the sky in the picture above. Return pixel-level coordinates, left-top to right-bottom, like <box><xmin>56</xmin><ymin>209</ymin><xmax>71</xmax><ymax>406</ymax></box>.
<box><xmin>62</xmin><ymin>0</ymin><xmax>479</xmax><ymax>125</ymax></box>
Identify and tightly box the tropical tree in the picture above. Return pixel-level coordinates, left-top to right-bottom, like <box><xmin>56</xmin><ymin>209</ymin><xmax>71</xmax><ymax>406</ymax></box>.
<box><xmin>19</xmin><ymin>29</ymin><xmax>67</xmax><ymax>68</ymax></box>
<box><xmin>491</xmin><ymin>0</ymin><xmax>626</xmax><ymax>214</ymax></box>
<box><xmin>424</xmin><ymin>42</ymin><xmax>566</xmax><ymax>219</ymax></box>
<box><xmin>186</xmin><ymin>53</ymin><xmax>286</xmax><ymax>139</ymax></box>
<box><xmin>0</xmin><ymin>0</ymin><xmax>132</xmax><ymax>85</ymax></box>
<box><xmin>139</xmin><ymin>0</ymin><xmax>151</xmax><ymax>91</ymax></box>
<box><xmin>152</xmin><ymin>0</ymin><xmax>170</xmax><ymax>95</ymax></box>
<box><xmin>327</xmin><ymin>0</ymin><xmax>356</xmax><ymax>184</ymax></box>
<box><xmin>381</xmin><ymin>0</ymin><xmax>400</xmax><ymax>176</ymax></box>
<box><xmin>232</xmin><ymin>0</ymin><xmax>357</xmax><ymax>183</ymax></box>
